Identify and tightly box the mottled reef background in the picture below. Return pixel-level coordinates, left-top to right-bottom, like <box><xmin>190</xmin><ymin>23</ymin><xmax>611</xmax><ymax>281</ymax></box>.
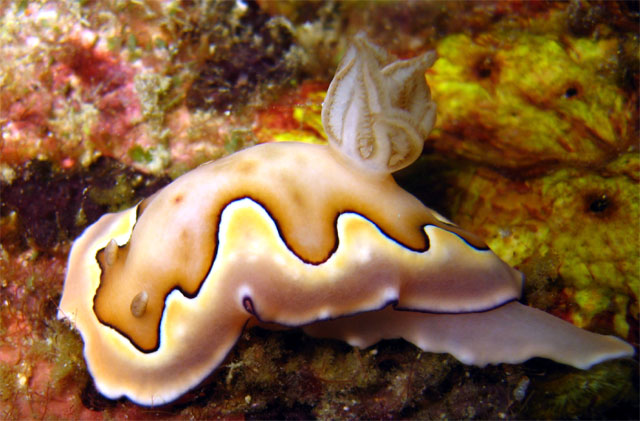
<box><xmin>0</xmin><ymin>0</ymin><xmax>638</xmax><ymax>419</ymax></box>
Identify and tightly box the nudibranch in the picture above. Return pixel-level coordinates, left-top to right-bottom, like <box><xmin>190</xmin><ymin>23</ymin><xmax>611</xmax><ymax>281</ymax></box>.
<box><xmin>58</xmin><ymin>36</ymin><xmax>633</xmax><ymax>406</ymax></box>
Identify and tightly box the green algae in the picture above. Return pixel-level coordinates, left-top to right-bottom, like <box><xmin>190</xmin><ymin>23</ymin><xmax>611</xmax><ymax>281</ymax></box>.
<box><xmin>47</xmin><ymin>322</ymin><xmax>89</xmax><ymax>395</ymax></box>
<box><xmin>134</xmin><ymin>72</ymin><xmax>179</xmax><ymax>144</ymax></box>
<box><xmin>128</xmin><ymin>145</ymin><xmax>154</xmax><ymax>164</ymax></box>
<box><xmin>127</xmin><ymin>144</ymin><xmax>171</xmax><ymax>174</ymax></box>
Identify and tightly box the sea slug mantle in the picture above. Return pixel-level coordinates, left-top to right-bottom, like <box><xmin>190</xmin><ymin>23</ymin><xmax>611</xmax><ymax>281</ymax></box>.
<box><xmin>58</xmin><ymin>35</ymin><xmax>634</xmax><ymax>406</ymax></box>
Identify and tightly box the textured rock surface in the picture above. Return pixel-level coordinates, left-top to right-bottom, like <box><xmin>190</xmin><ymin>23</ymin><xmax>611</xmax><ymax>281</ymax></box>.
<box><xmin>0</xmin><ymin>0</ymin><xmax>637</xmax><ymax>419</ymax></box>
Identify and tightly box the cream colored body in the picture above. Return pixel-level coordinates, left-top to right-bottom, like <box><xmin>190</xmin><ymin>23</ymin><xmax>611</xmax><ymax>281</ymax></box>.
<box><xmin>59</xmin><ymin>36</ymin><xmax>633</xmax><ymax>406</ymax></box>
<box><xmin>60</xmin><ymin>142</ymin><xmax>524</xmax><ymax>405</ymax></box>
